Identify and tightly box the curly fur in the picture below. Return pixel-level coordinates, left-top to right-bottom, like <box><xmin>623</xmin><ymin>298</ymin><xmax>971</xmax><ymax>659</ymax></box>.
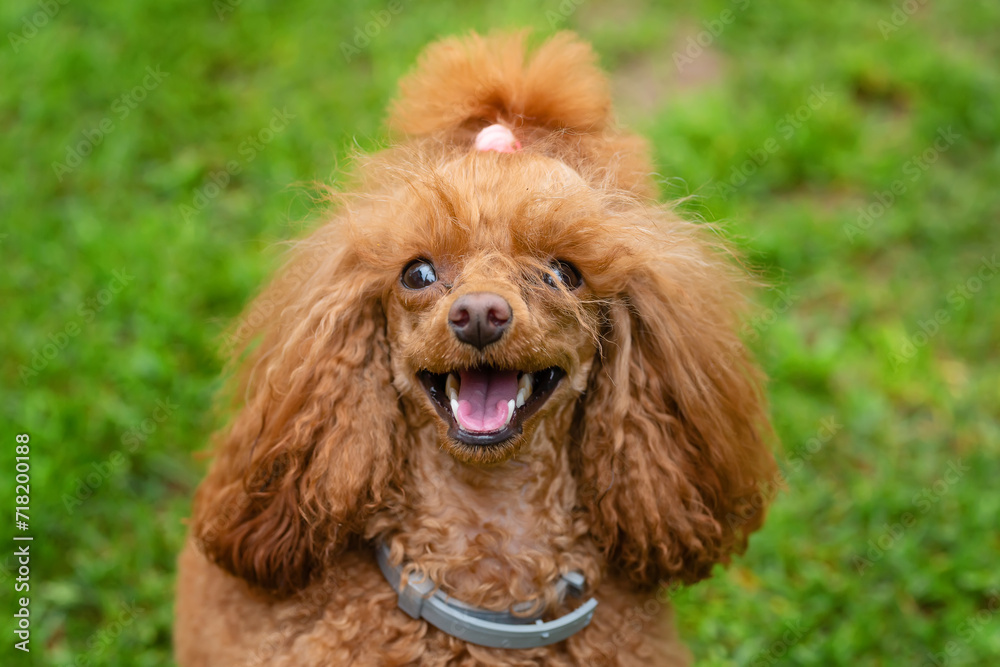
<box><xmin>175</xmin><ymin>31</ymin><xmax>776</xmax><ymax>666</ymax></box>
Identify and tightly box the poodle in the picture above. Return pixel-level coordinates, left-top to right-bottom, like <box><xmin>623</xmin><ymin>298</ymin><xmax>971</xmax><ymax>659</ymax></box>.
<box><xmin>174</xmin><ymin>31</ymin><xmax>776</xmax><ymax>666</ymax></box>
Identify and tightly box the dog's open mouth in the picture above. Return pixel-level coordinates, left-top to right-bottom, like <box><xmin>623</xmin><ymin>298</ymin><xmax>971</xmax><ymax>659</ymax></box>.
<box><xmin>417</xmin><ymin>367</ymin><xmax>566</xmax><ymax>446</ymax></box>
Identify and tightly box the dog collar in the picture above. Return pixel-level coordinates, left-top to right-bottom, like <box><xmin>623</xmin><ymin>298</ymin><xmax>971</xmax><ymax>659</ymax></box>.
<box><xmin>376</xmin><ymin>541</ymin><xmax>598</xmax><ymax>649</ymax></box>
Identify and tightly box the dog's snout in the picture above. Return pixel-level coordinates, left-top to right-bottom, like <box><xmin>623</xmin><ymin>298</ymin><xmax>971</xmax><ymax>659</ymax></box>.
<box><xmin>448</xmin><ymin>292</ymin><xmax>512</xmax><ymax>349</ymax></box>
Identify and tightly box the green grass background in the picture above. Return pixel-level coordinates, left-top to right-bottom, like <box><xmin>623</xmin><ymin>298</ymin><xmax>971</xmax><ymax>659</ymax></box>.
<box><xmin>2</xmin><ymin>0</ymin><xmax>998</xmax><ymax>664</ymax></box>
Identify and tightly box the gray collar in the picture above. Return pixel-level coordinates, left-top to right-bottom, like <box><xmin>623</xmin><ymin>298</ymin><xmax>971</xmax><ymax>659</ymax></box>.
<box><xmin>376</xmin><ymin>542</ymin><xmax>598</xmax><ymax>649</ymax></box>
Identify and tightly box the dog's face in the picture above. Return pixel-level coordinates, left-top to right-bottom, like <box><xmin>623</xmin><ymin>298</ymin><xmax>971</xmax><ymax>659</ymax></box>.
<box><xmin>195</xmin><ymin>143</ymin><xmax>776</xmax><ymax>594</ymax></box>
<box><xmin>380</xmin><ymin>152</ymin><xmax>603</xmax><ymax>465</ymax></box>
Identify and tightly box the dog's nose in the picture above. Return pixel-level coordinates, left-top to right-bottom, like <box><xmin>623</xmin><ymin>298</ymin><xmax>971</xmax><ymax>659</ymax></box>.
<box><xmin>448</xmin><ymin>292</ymin><xmax>512</xmax><ymax>349</ymax></box>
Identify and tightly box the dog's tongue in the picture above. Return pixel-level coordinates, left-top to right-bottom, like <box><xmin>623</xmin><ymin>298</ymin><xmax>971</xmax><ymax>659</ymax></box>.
<box><xmin>455</xmin><ymin>369</ymin><xmax>518</xmax><ymax>433</ymax></box>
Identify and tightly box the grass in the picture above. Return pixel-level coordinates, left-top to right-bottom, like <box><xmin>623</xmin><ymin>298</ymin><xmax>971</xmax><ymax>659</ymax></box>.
<box><xmin>2</xmin><ymin>0</ymin><xmax>998</xmax><ymax>664</ymax></box>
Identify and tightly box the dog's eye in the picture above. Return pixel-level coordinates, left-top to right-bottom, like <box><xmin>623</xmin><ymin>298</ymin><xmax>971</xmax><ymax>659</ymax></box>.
<box><xmin>401</xmin><ymin>259</ymin><xmax>438</xmax><ymax>289</ymax></box>
<box><xmin>544</xmin><ymin>260</ymin><xmax>582</xmax><ymax>290</ymax></box>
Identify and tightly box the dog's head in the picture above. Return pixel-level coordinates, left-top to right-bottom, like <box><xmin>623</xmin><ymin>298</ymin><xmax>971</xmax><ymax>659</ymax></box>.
<box><xmin>380</xmin><ymin>151</ymin><xmax>604</xmax><ymax>465</ymax></box>
<box><xmin>192</xmin><ymin>31</ymin><xmax>776</xmax><ymax>596</ymax></box>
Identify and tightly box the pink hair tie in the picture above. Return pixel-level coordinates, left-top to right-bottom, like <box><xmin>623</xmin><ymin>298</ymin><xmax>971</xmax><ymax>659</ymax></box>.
<box><xmin>474</xmin><ymin>124</ymin><xmax>521</xmax><ymax>153</ymax></box>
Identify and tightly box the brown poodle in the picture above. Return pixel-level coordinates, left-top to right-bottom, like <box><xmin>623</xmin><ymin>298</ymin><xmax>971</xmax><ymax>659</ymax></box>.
<box><xmin>174</xmin><ymin>31</ymin><xmax>776</xmax><ymax>666</ymax></box>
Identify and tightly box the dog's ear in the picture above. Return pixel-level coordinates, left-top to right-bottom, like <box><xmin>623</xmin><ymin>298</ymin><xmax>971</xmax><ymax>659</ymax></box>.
<box><xmin>575</xmin><ymin>224</ymin><xmax>777</xmax><ymax>589</ymax></box>
<box><xmin>192</xmin><ymin>242</ymin><xmax>402</xmax><ymax>596</ymax></box>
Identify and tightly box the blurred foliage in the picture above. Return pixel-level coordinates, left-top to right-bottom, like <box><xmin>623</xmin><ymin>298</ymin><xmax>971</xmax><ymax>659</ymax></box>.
<box><xmin>1</xmin><ymin>0</ymin><xmax>998</xmax><ymax>664</ymax></box>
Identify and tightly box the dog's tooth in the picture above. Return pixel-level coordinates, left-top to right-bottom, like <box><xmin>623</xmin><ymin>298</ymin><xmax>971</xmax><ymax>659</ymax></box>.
<box><xmin>505</xmin><ymin>399</ymin><xmax>515</xmax><ymax>425</ymax></box>
<box><xmin>515</xmin><ymin>389</ymin><xmax>526</xmax><ymax>408</ymax></box>
<box><xmin>518</xmin><ymin>372</ymin><xmax>533</xmax><ymax>399</ymax></box>
<box><xmin>450</xmin><ymin>398</ymin><xmax>460</xmax><ymax>417</ymax></box>
<box><xmin>446</xmin><ymin>373</ymin><xmax>459</xmax><ymax>401</ymax></box>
